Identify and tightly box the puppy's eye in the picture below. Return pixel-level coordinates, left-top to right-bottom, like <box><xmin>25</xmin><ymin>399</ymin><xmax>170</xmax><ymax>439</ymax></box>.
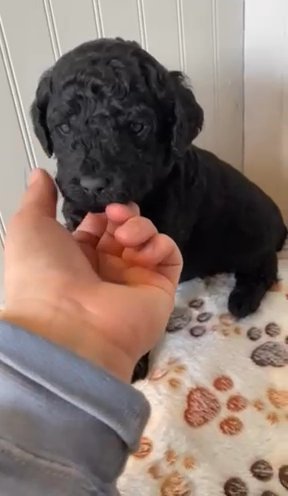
<box><xmin>58</xmin><ymin>123</ymin><xmax>70</xmax><ymax>135</ymax></box>
<box><xmin>129</xmin><ymin>122</ymin><xmax>145</xmax><ymax>135</ymax></box>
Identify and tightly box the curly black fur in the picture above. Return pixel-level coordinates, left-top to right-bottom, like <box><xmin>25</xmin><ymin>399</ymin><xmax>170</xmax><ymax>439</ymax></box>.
<box><xmin>31</xmin><ymin>38</ymin><xmax>287</xmax><ymax>378</ymax></box>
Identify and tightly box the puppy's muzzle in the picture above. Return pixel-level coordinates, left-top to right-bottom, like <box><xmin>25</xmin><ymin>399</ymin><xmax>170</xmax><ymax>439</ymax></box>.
<box><xmin>80</xmin><ymin>175</ymin><xmax>109</xmax><ymax>195</ymax></box>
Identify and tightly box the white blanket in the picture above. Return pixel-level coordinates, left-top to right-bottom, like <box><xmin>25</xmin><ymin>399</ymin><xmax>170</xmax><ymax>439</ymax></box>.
<box><xmin>119</xmin><ymin>262</ymin><xmax>288</xmax><ymax>496</ymax></box>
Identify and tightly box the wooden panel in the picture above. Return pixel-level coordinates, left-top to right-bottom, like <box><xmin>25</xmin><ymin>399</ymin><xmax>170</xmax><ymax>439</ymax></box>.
<box><xmin>181</xmin><ymin>0</ymin><xmax>217</xmax><ymax>152</ymax></box>
<box><xmin>51</xmin><ymin>0</ymin><xmax>98</xmax><ymax>55</ymax></box>
<box><xmin>181</xmin><ymin>0</ymin><xmax>243</xmax><ymax>169</ymax></box>
<box><xmin>212</xmin><ymin>0</ymin><xmax>243</xmax><ymax>169</ymax></box>
<box><xmin>0</xmin><ymin>0</ymin><xmax>56</xmax><ymax>175</ymax></box>
<box><xmin>143</xmin><ymin>0</ymin><xmax>180</xmax><ymax>69</ymax></box>
<box><xmin>0</xmin><ymin>47</ymin><xmax>26</xmax><ymax>225</ymax></box>
<box><xmin>99</xmin><ymin>0</ymin><xmax>141</xmax><ymax>42</ymax></box>
<box><xmin>244</xmin><ymin>0</ymin><xmax>288</xmax><ymax>218</ymax></box>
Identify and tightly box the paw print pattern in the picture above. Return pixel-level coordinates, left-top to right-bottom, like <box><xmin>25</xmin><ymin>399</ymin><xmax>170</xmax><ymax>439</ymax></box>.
<box><xmin>267</xmin><ymin>388</ymin><xmax>288</xmax><ymax>408</ymax></box>
<box><xmin>279</xmin><ymin>465</ymin><xmax>288</xmax><ymax>489</ymax></box>
<box><xmin>160</xmin><ymin>471</ymin><xmax>192</xmax><ymax>496</ymax></box>
<box><xmin>166</xmin><ymin>307</ymin><xmax>192</xmax><ymax>333</ymax></box>
<box><xmin>188</xmin><ymin>301</ymin><xmax>234</xmax><ymax>339</ymax></box>
<box><xmin>250</xmin><ymin>386</ymin><xmax>288</xmax><ymax>425</ymax></box>
<box><xmin>212</xmin><ymin>312</ymin><xmax>244</xmax><ymax>337</ymax></box>
<box><xmin>188</xmin><ymin>298</ymin><xmax>215</xmax><ymax>338</ymax></box>
<box><xmin>133</xmin><ymin>437</ymin><xmax>153</xmax><ymax>459</ymax></box>
<box><xmin>250</xmin><ymin>460</ymin><xmax>273</xmax><ymax>481</ymax></box>
<box><xmin>184</xmin><ymin>387</ymin><xmax>221</xmax><ymax>427</ymax></box>
<box><xmin>246</xmin><ymin>322</ymin><xmax>288</xmax><ymax>367</ymax></box>
<box><xmin>213</xmin><ymin>376</ymin><xmax>234</xmax><ymax>391</ymax></box>
<box><xmin>184</xmin><ymin>375</ymin><xmax>248</xmax><ymax>435</ymax></box>
<box><xmin>189</xmin><ymin>325</ymin><xmax>206</xmax><ymax>337</ymax></box>
<box><xmin>219</xmin><ymin>416</ymin><xmax>244</xmax><ymax>435</ymax></box>
<box><xmin>247</xmin><ymin>327</ymin><xmax>262</xmax><ymax>341</ymax></box>
<box><xmin>181</xmin><ymin>298</ymin><xmax>243</xmax><ymax>339</ymax></box>
<box><xmin>265</xmin><ymin>323</ymin><xmax>281</xmax><ymax>337</ymax></box>
<box><xmin>252</xmin><ymin>342</ymin><xmax>288</xmax><ymax>367</ymax></box>
<box><xmin>223</xmin><ymin>459</ymin><xmax>288</xmax><ymax>495</ymax></box>
<box><xmin>149</xmin><ymin>358</ymin><xmax>187</xmax><ymax>390</ymax></box>
<box><xmin>227</xmin><ymin>395</ymin><xmax>248</xmax><ymax>412</ymax></box>
<box><xmin>224</xmin><ymin>477</ymin><xmax>248</xmax><ymax>496</ymax></box>
<box><xmin>188</xmin><ymin>298</ymin><xmax>205</xmax><ymax>310</ymax></box>
<box><xmin>147</xmin><ymin>448</ymin><xmax>196</xmax><ymax>496</ymax></box>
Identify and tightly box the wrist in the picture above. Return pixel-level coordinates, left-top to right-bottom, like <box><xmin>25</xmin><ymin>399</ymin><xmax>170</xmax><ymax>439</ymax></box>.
<box><xmin>1</xmin><ymin>298</ymin><xmax>135</xmax><ymax>383</ymax></box>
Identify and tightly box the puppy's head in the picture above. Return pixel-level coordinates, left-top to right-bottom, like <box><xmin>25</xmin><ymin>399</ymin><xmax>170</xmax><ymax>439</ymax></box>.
<box><xmin>31</xmin><ymin>38</ymin><xmax>203</xmax><ymax>212</ymax></box>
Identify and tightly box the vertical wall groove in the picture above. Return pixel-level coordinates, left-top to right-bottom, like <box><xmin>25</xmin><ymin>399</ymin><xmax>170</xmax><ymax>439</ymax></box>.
<box><xmin>43</xmin><ymin>0</ymin><xmax>62</xmax><ymax>59</ymax></box>
<box><xmin>211</xmin><ymin>0</ymin><xmax>219</xmax><ymax>152</ymax></box>
<box><xmin>0</xmin><ymin>16</ymin><xmax>37</xmax><ymax>170</ymax></box>
<box><xmin>92</xmin><ymin>0</ymin><xmax>105</xmax><ymax>37</ymax></box>
<box><xmin>0</xmin><ymin>213</ymin><xmax>5</xmax><ymax>246</ymax></box>
<box><xmin>176</xmin><ymin>0</ymin><xmax>186</xmax><ymax>72</ymax></box>
<box><xmin>136</xmin><ymin>0</ymin><xmax>148</xmax><ymax>49</ymax></box>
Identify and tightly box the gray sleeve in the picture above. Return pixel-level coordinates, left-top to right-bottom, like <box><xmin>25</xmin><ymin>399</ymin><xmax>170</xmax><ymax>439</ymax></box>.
<box><xmin>0</xmin><ymin>321</ymin><xmax>150</xmax><ymax>495</ymax></box>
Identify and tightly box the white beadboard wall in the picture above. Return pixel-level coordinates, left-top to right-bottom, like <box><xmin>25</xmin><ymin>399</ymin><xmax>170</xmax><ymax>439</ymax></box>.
<box><xmin>244</xmin><ymin>0</ymin><xmax>288</xmax><ymax>220</ymax></box>
<box><xmin>8</xmin><ymin>0</ymin><xmax>288</xmax><ymax>302</ymax></box>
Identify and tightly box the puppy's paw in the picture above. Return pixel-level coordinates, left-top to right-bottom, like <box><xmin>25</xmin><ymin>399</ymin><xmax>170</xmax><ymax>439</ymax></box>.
<box><xmin>228</xmin><ymin>287</ymin><xmax>262</xmax><ymax>319</ymax></box>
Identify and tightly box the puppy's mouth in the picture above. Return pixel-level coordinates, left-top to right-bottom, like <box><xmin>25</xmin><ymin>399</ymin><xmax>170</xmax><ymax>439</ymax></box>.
<box><xmin>65</xmin><ymin>186</ymin><xmax>132</xmax><ymax>212</ymax></box>
<box><xmin>57</xmin><ymin>176</ymin><xmax>138</xmax><ymax>212</ymax></box>
<box><xmin>86</xmin><ymin>189</ymin><xmax>132</xmax><ymax>211</ymax></box>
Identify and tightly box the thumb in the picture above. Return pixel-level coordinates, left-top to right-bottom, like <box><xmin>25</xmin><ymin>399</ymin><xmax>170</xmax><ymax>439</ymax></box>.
<box><xmin>21</xmin><ymin>168</ymin><xmax>57</xmax><ymax>218</ymax></box>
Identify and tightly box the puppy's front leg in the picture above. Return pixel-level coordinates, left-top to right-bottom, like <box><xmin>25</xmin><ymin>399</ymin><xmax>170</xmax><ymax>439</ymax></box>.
<box><xmin>62</xmin><ymin>199</ymin><xmax>86</xmax><ymax>231</ymax></box>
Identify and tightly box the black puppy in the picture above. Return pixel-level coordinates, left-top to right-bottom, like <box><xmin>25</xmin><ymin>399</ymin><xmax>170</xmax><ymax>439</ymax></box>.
<box><xmin>31</xmin><ymin>38</ymin><xmax>286</xmax><ymax>378</ymax></box>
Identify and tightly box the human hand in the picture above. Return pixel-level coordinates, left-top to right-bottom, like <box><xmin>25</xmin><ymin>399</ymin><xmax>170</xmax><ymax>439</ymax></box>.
<box><xmin>2</xmin><ymin>169</ymin><xmax>182</xmax><ymax>381</ymax></box>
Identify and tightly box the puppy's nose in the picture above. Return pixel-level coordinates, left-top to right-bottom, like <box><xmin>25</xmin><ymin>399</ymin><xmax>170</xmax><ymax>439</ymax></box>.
<box><xmin>80</xmin><ymin>176</ymin><xmax>108</xmax><ymax>194</ymax></box>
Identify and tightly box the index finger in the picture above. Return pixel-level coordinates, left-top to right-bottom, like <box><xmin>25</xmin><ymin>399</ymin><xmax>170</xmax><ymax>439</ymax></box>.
<box><xmin>97</xmin><ymin>203</ymin><xmax>140</xmax><ymax>255</ymax></box>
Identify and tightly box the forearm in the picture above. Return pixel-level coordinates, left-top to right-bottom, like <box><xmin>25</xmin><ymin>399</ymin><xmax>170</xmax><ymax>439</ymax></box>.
<box><xmin>0</xmin><ymin>321</ymin><xmax>149</xmax><ymax>495</ymax></box>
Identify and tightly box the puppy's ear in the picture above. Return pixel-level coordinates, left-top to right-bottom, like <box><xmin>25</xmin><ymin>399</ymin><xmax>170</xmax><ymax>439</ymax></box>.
<box><xmin>30</xmin><ymin>70</ymin><xmax>53</xmax><ymax>157</ymax></box>
<box><xmin>169</xmin><ymin>71</ymin><xmax>204</xmax><ymax>155</ymax></box>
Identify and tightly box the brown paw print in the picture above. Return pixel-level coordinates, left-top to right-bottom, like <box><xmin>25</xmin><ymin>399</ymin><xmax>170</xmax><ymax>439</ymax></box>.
<box><xmin>147</xmin><ymin>448</ymin><xmax>196</xmax><ymax>496</ymax></box>
<box><xmin>184</xmin><ymin>387</ymin><xmax>221</xmax><ymax>427</ymax></box>
<box><xmin>279</xmin><ymin>465</ymin><xmax>288</xmax><ymax>490</ymax></box>
<box><xmin>210</xmin><ymin>312</ymin><xmax>243</xmax><ymax>337</ymax></box>
<box><xmin>224</xmin><ymin>459</ymin><xmax>288</xmax><ymax>495</ymax></box>
<box><xmin>187</xmin><ymin>299</ymin><xmax>216</xmax><ymax>338</ymax></box>
<box><xmin>166</xmin><ymin>306</ymin><xmax>192</xmax><ymax>333</ymax></box>
<box><xmin>246</xmin><ymin>322</ymin><xmax>288</xmax><ymax>367</ymax></box>
<box><xmin>187</xmin><ymin>303</ymin><xmax>240</xmax><ymax>339</ymax></box>
<box><xmin>188</xmin><ymin>297</ymin><xmax>205</xmax><ymax>309</ymax></box>
<box><xmin>133</xmin><ymin>436</ymin><xmax>153</xmax><ymax>459</ymax></box>
<box><xmin>160</xmin><ymin>471</ymin><xmax>192</xmax><ymax>496</ymax></box>
<box><xmin>251</xmin><ymin>387</ymin><xmax>288</xmax><ymax>425</ymax></box>
<box><xmin>267</xmin><ymin>388</ymin><xmax>288</xmax><ymax>409</ymax></box>
<box><xmin>149</xmin><ymin>358</ymin><xmax>187</xmax><ymax>389</ymax></box>
<box><xmin>184</xmin><ymin>375</ymin><xmax>247</xmax><ymax>435</ymax></box>
<box><xmin>224</xmin><ymin>477</ymin><xmax>248</xmax><ymax>496</ymax></box>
